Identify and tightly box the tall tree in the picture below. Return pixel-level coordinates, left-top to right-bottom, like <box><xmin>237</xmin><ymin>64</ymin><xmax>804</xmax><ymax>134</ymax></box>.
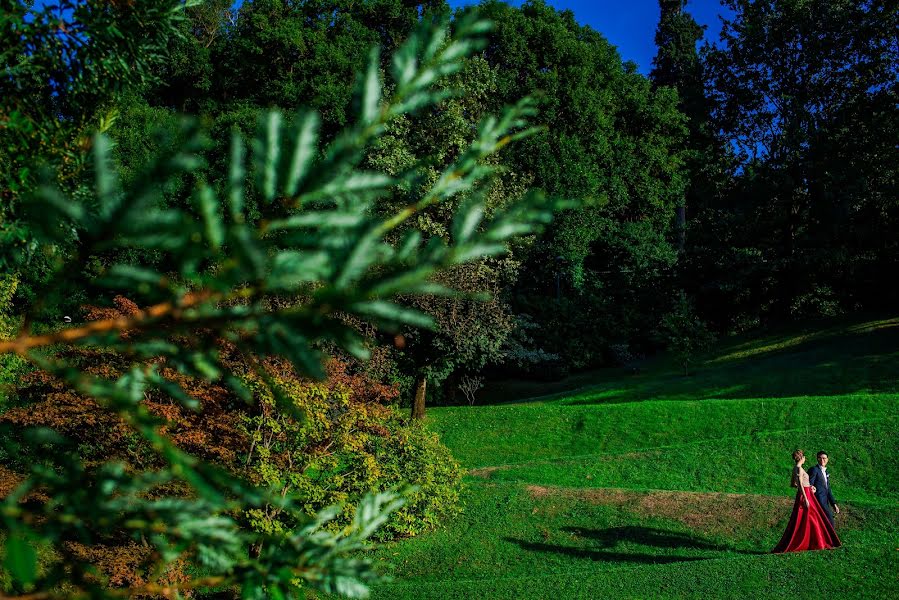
<box><xmin>705</xmin><ymin>0</ymin><xmax>899</xmax><ymax>318</ymax></box>
<box><xmin>366</xmin><ymin>53</ymin><xmax>532</xmax><ymax>416</ymax></box>
<box><xmin>148</xmin><ymin>0</ymin><xmax>235</xmax><ymax>113</ymax></box>
<box><xmin>651</xmin><ymin>1</ymin><xmax>704</xmax><ymax>91</ymax></box>
<box><xmin>472</xmin><ymin>0</ymin><xmax>688</xmax><ymax>367</ymax></box>
<box><xmin>650</xmin><ymin>0</ymin><xmax>720</xmax><ymax>251</ymax></box>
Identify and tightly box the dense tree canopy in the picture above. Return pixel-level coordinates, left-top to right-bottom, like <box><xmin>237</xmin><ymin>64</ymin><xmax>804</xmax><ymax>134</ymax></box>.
<box><xmin>100</xmin><ymin>0</ymin><xmax>692</xmax><ymax>398</ymax></box>
<box><xmin>0</xmin><ymin>0</ymin><xmax>195</xmax><ymax>270</ymax></box>
<box><xmin>467</xmin><ymin>0</ymin><xmax>687</xmax><ymax>368</ymax></box>
<box><xmin>702</xmin><ymin>0</ymin><xmax>899</xmax><ymax>323</ymax></box>
<box><xmin>2</xmin><ymin>1</ymin><xmax>897</xmax><ymax>595</ymax></box>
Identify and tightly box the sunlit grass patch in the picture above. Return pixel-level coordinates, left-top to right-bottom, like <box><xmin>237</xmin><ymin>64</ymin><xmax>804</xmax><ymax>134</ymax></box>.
<box><xmin>430</xmin><ymin>394</ymin><xmax>898</xmax><ymax>470</ymax></box>
<box><xmin>356</xmin><ymin>316</ymin><xmax>899</xmax><ymax>599</ymax></box>
<box><xmin>365</xmin><ymin>480</ymin><xmax>898</xmax><ymax>599</ymax></box>
<box><xmin>710</xmin><ymin>315</ymin><xmax>899</xmax><ymax>363</ymax></box>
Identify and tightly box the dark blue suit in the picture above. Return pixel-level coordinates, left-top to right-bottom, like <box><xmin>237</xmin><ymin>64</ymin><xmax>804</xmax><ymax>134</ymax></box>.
<box><xmin>807</xmin><ymin>465</ymin><xmax>836</xmax><ymax>525</ymax></box>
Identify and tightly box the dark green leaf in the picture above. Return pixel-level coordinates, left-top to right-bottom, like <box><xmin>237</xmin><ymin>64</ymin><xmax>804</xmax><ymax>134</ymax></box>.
<box><xmin>195</xmin><ymin>184</ymin><xmax>224</xmax><ymax>251</ymax></box>
<box><xmin>350</xmin><ymin>300</ymin><xmax>434</xmax><ymax>329</ymax></box>
<box><xmin>283</xmin><ymin>111</ymin><xmax>320</xmax><ymax>198</ymax></box>
<box><xmin>268</xmin><ymin>250</ymin><xmax>331</xmax><ymax>290</ymax></box>
<box><xmin>254</xmin><ymin>112</ymin><xmax>282</xmax><ymax>203</ymax></box>
<box><xmin>228</xmin><ymin>132</ymin><xmax>246</xmax><ymax>222</ymax></box>
<box><xmin>361</xmin><ymin>47</ymin><xmax>381</xmax><ymax>125</ymax></box>
<box><xmin>265</xmin><ymin>212</ymin><xmax>364</xmax><ymax>232</ymax></box>
<box><xmin>94</xmin><ymin>133</ymin><xmax>121</xmax><ymax>221</ymax></box>
<box><xmin>4</xmin><ymin>533</ymin><xmax>37</xmax><ymax>586</ymax></box>
<box><xmin>452</xmin><ymin>197</ymin><xmax>485</xmax><ymax>244</ymax></box>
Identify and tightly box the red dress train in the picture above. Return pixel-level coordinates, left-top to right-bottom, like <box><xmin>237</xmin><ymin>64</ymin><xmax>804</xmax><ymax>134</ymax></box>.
<box><xmin>772</xmin><ymin>468</ymin><xmax>841</xmax><ymax>553</ymax></box>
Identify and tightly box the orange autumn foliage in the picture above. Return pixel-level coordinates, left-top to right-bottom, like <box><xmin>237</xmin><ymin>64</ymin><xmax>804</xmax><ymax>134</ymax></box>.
<box><xmin>1</xmin><ymin>295</ymin><xmax>460</xmax><ymax>593</ymax></box>
<box><xmin>1</xmin><ymin>297</ymin><xmax>461</xmax><ymax>592</ymax></box>
<box><xmin>65</xmin><ymin>542</ymin><xmax>191</xmax><ymax>595</ymax></box>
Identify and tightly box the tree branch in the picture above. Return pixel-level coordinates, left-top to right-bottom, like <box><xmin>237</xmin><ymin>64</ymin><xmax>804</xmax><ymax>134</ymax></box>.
<box><xmin>0</xmin><ymin>292</ymin><xmax>213</xmax><ymax>354</ymax></box>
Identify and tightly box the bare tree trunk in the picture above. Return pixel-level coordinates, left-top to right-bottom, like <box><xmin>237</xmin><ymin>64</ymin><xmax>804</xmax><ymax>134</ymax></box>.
<box><xmin>446</xmin><ymin>371</ymin><xmax>458</xmax><ymax>405</ymax></box>
<box><xmin>776</xmin><ymin>183</ymin><xmax>802</xmax><ymax>319</ymax></box>
<box><xmin>411</xmin><ymin>377</ymin><xmax>427</xmax><ymax>420</ymax></box>
<box><xmin>675</xmin><ymin>205</ymin><xmax>686</xmax><ymax>252</ymax></box>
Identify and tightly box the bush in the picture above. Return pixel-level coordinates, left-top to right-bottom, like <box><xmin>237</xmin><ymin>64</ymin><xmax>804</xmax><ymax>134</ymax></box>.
<box><xmin>0</xmin><ymin>275</ymin><xmax>28</xmax><ymax>411</ymax></box>
<box><xmin>657</xmin><ymin>292</ymin><xmax>715</xmax><ymax>376</ymax></box>
<box><xmin>241</xmin><ymin>357</ymin><xmax>461</xmax><ymax>540</ymax></box>
<box><xmin>606</xmin><ymin>342</ymin><xmax>643</xmax><ymax>367</ymax></box>
<box><xmin>790</xmin><ymin>284</ymin><xmax>843</xmax><ymax>319</ymax></box>
<box><xmin>369</xmin><ymin>421</ymin><xmax>462</xmax><ymax>539</ymax></box>
<box><xmin>498</xmin><ymin>313</ymin><xmax>569</xmax><ymax>380</ymax></box>
<box><xmin>3</xmin><ymin>358</ymin><xmax>462</xmax><ymax>583</ymax></box>
<box><xmin>2</xmin><ymin>298</ymin><xmax>462</xmax><ymax>573</ymax></box>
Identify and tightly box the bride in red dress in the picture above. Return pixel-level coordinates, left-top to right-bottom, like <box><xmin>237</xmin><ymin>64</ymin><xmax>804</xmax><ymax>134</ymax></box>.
<box><xmin>772</xmin><ymin>449</ymin><xmax>841</xmax><ymax>553</ymax></box>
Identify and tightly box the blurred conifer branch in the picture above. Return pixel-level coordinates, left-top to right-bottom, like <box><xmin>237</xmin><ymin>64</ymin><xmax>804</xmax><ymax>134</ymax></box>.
<box><xmin>0</xmin><ymin>5</ymin><xmax>562</xmax><ymax>599</ymax></box>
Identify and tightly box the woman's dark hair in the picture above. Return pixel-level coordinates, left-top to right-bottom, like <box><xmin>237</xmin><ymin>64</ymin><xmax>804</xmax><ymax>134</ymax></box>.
<box><xmin>792</xmin><ymin>449</ymin><xmax>805</xmax><ymax>462</ymax></box>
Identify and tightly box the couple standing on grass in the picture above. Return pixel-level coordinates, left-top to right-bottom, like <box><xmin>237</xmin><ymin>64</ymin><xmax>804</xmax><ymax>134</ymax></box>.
<box><xmin>772</xmin><ymin>449</ymin><xmax>842</xmax><ymax>553</ymax></box>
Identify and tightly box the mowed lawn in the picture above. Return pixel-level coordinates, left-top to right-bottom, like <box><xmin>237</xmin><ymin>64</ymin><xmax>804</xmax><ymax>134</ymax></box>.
<box><xmin>366</xmin><ymin>316</ymin><xmax>899</xmax><ymax>599</ymax></box>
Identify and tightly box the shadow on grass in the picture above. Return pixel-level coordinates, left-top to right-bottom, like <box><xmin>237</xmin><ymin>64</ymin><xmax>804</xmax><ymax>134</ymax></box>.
<box><xmin>561</xmin><ymin>526</ymin><xmax>766</xmax><ymax>554</ymax></box>
<box><xmin>505</xmin><ymin>525</ymin><xmax>766</xmax><ymax>564</ymax></box>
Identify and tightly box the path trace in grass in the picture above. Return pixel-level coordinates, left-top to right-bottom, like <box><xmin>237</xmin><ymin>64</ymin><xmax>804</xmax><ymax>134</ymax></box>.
<box><xmin>362</xmin><ymin>315</ymin><xmax>898</xmax><ymax>599</ymax></box>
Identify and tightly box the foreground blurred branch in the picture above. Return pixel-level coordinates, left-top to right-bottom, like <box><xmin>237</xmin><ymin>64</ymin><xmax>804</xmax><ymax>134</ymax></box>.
<box><xmin>0</xmin><ymin>7</ymin><xmax>562</xmax><ymax>599</ymax></box>
<box><xmin>0</xmin><ymin>292</ymin><xmax>213</xmax><ymax>354</ymax></box>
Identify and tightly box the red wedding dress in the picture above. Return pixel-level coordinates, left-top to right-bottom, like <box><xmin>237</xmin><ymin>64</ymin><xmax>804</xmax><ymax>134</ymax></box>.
<box><xmin>772</xmin><ymin>466</ymin><xmax>841</xmax><ymax>553</ymax></box>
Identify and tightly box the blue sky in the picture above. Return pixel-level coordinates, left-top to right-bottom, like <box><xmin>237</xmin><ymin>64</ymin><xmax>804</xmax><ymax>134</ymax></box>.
<box><xmin>31</xmin><ymin>0</ymin><xmax>732</xmax><ymax>76</ymax></box>
<box><xmin>449</xmin><ymin>0</ymin><xmax>733</xmax><ymax>75</ymax></box>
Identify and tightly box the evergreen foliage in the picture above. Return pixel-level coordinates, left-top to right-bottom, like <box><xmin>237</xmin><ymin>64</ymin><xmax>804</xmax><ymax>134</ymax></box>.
<box><xmin>0</xmin><ymin>0</ymin><xmax>195</xmax><ymax>268</ymax></box>
<box><xmin>0</xmin><ymin>9</ymin><xmax>560</xmax><ymax>598</ymax></box>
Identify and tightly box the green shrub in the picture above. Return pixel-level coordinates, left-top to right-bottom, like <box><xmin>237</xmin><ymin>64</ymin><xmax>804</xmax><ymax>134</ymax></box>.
<box><xmin>372</xmin><ymin>421</ymin><xmax>462</xmax><ymax>539</ymax></box>
<box><xmin>0</xmin><ymin>275</ymin><xmax>28</xmax><ymax>410</ymax></box>
<box><xmin>241</xmin><ymin>358</ymin><xmax>461</xmax><ymax>540</ymax></box>
<box><xmin>658</xmin><ymin>292</ymin><xmax>715</xmax><ymax>376</ymax></box>
<box><xmin>6</xmin><ymin>341</ymin><xmax>462</xmax><ymax>544</ymax></box>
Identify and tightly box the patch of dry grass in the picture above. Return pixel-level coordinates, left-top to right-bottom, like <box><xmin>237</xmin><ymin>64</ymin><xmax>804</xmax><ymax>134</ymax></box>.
<box><xmin>467</xmin><ymin>465</ymin><xmax>512</xmax><ymax>478</ymax></box>
<box><xmin>522</xmin><ymin>484</ymin><xmax>872</xmax><ymax>538</ymax></box>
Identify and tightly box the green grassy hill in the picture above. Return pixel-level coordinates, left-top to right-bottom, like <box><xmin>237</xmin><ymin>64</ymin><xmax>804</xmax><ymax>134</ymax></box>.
<box><xmin>368</xmin><ymin>316</ymin><xmax>899</xmax><ymax>598</ymax></box>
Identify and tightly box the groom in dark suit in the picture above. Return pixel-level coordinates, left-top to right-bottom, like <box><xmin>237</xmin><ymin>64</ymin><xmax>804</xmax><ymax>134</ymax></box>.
<box><xmin>808</xmin><ymin>451</ymin><xmax>840</xmax><ymax>525</ymax></box>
